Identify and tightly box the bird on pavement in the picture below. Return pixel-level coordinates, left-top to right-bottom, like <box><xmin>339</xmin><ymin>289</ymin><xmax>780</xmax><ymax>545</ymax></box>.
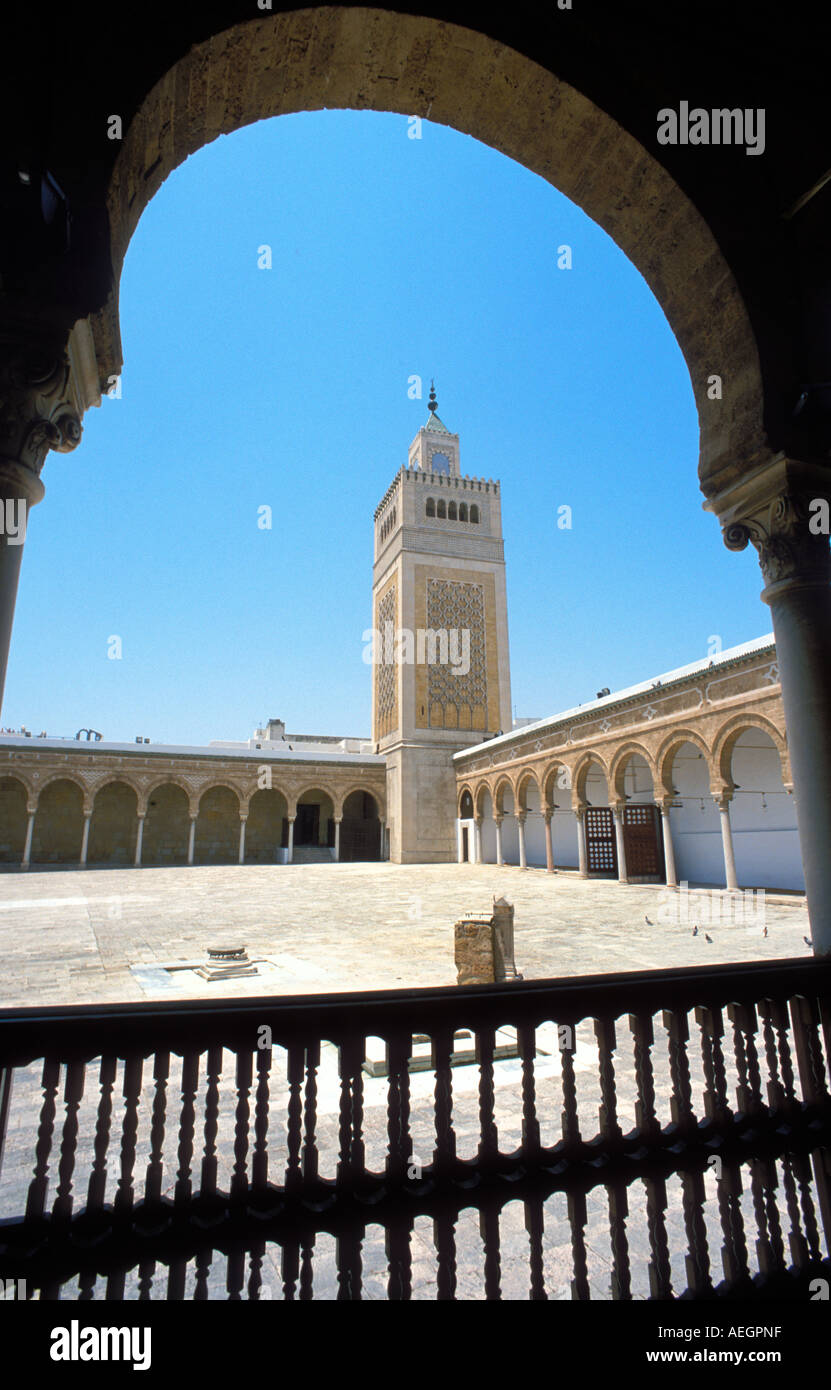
<box><xmin>692</xmin><ymin>925</ymin><xmax>698</xmax><ymax>937</ymax></box>
<box><xmin>645</xmin><ymin>915</ymin><xmax>653</xmax><ymax>925</ymax></box>
<box><xmin>804</xmin><ymin>936</ymin><xmax>812</xmax><ymax>948</ymax></box>
<box><xmin>762</xmin><ymin>925</ymin><xmax>768</xmax><ymax>938</ymax></box>
<box><xmin>705</xmin><ymin>933</ymin><xmax>713</xmax><ymax>943</ymax></box>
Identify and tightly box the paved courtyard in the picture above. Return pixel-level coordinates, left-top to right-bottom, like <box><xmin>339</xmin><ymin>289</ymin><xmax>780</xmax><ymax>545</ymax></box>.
<box><xmin>0</xmin><ymin>861</ymin><xmax>810</xmax><ymax>1007</ymax></box>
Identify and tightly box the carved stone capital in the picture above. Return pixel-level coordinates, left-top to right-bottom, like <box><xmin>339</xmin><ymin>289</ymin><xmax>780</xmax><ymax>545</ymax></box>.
<box><xmin>706</xmin><ymin>455</ymin><xmax>831</xmax><ymax>598</ymax></box>
<box><xmin>0</xmin><ymin>334</ymin><xmax>84</xmax><ymax>492</ymax></box>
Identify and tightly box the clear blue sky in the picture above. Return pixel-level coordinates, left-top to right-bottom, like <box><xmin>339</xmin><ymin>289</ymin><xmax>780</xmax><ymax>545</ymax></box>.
<box><xmin>5</xmin><ymin>110</ymin><xmax>769</xmax><ymax>743</ymax></box>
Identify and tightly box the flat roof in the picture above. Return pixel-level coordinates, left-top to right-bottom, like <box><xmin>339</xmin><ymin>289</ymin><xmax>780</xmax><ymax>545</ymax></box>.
<box><xmin>0</xmin><ymin>736</ymin><xmax>384</xmax><ymax>766</ymax></box>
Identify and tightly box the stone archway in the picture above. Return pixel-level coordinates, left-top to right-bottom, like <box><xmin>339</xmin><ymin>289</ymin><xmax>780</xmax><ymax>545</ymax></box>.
<box><xmin>88</xmin><ymin>781</ymin><xmax>138</xmax><ymax>865</ymax></box>
<box><xmin>143</xmin><ymin>782</ymin><xmax>191</xmax><ymax>865</ymax></box>
<box><xmin>0</xmin><ymin>776</ymin><xmax>28</xmax><ymax>863</ymax></box>
<box><xmin>31</xmin><ymin>779</ymin><xmax>85</xmax><ymax>865</ymax></box>
<box><xmin>246</xmin><ymin>788</ymin><xmax>288</xmax><ymax>864</ymax></box>
<box><xmin>195</xmin><ymin>785</ymin><xmax>240</xmax><ymax>865</ymax></box>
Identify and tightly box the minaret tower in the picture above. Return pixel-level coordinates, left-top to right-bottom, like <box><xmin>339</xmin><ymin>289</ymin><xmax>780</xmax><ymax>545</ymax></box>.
<box><xmin>371</xmin><ymin>385</ymin><xmax>512</xmax><ymax>862</ymax></box>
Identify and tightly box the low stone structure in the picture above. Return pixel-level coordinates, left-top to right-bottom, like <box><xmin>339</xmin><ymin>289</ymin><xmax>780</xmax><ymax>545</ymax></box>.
<box><xmin>454</xmin><ymin>896</ymin><xmax>522</xmax><ymax>986</ymax></box>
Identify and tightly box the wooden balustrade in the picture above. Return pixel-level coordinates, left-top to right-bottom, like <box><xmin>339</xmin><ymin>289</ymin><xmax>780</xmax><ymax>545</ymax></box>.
<box><xmin>0</xmin><ymin>956</ymin><xmax>829</xmax><ymax>1299</ymax></box>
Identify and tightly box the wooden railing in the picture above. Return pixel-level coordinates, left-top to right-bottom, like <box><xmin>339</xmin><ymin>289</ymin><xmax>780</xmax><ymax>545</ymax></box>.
<box><xmin>0</xmin><ymin>957</ymin><xmax>829</xmax><ymax>1299</ymax></box>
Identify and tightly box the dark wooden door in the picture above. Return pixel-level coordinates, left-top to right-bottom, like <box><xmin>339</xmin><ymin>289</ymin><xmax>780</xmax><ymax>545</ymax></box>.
<box><xmin>622</xmin><ymin>804</ymin><xmax>664</xmax><ymax>880</ymax></box>
<box><xmin>585</xmin><ymin>807</ymin><xmax>617</xmax><ymax>875</ymax></box>
<box><xmin>295</xmin><ymin>803</ymin><xmax>319</xmax><ymax>846</ymax></box>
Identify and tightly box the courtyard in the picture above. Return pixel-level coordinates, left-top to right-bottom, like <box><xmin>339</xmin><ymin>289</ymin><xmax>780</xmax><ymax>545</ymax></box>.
<box><xmin>0</xmin><ymin>861</ymin><xmax>809</xmax><ymax>1007</ymax></box>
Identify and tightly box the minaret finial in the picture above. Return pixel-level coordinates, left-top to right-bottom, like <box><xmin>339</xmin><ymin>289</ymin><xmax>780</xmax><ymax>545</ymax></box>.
<box><xmin>428</xmin><ymin>379</ymin><xmax>437</xmax><ymax>414</ymax></box>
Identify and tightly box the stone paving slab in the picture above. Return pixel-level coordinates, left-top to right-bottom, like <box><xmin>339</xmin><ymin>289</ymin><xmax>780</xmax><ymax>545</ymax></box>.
<box><xmin>0</xmin><ymin>862</ymin><xmax>812</xmax><ymax>1008</ymax></box>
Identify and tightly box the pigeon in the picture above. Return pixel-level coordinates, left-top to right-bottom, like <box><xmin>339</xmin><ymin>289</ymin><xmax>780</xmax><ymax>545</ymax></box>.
<box><xmin>705</xmin><ymin>933</ymin><xmax>713</xmax><ymax>944</ymax></box>
<box><xmin>804</xmin><ymin>936</ymin><xmax>812</xmax><ymax>948</ymax></box>
<box><xmin>692</xmin><ymin>925</ymin><xmax>698</xmax><ymax>937</ymax></box>
<box><xmin>762</xmin><ymin>925</ymin><xmax>768</xmax><ymax>938</ymax></box>
<box><xmin>645</xmin><ymin>915</ymin><xmax>653</xmax><ymax>925</ymax></box>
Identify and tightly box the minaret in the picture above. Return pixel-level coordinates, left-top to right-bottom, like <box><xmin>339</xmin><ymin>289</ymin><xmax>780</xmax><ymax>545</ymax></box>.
<box><xmin>371</xmin><ymin>386</ymin><xmax>512</xmax><ymax>862</ymax></box>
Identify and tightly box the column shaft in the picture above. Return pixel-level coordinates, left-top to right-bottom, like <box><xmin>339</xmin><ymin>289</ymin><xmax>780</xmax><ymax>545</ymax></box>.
<box><xmin>334</xmin><ymin>818</ymin><xmax>341</xmax><ymax>862</ymax></box>
<box><xmin>495</xmin><ymin>818</ymin><xmax>503</xmax><ymax>867</ymax></box>
<box><xmin>134</xmin><ymin>815</ymin><xmax>145</xmax><ymax>868</ymax></box>
<box><xmin>517</xmin><ymin>815</ymin><xmax>527</xmax><ymax>870</ymax></box>
<box><xmin>718</xmin><ymin>799</ymin><xmax>739</xmax><ymax>891</ymax></box>
<box><xmin>238</xmin><ymin>817</ymin><xmax>247</xmax><ymax>865</ymax></box>
<box><xmin>577</xmin><ymin>812</ymin><xmax>588</xmax><ymax>878</ymax></box>
<box><xmin>660</xmin><ymin>806</ymin><xmax>677</xmax><ymax>888</ymax></box>
<box><xmin>187</xmin><ymin>816</ymin><xmax>197</xmax><ymax>866</ymax></box>
<box><xmin>287</xmin><ymin>817</ymin><xmax>295</xmax><ymax>864</ymax></box>
<box><xmin>79</xmin><ymin>814</ymin><xmax>91</xmax><ymax>868</ymax></box>
<box><xmin>474</xmin><ymin>817</ymin><xmax>483</xmax><ymax>865</ymax></box>
<box><xmin>613</xmin><ymin>806</ymin><xmax>628</xmax><ymax>884</ymax></box>
<box><xmin>21</xmin><ymin>810</ymin><xmax>35</xmax><ymax>870</ymax></box>
<box><xmin>544</xmin><ymin>814</ymin><xmax>554</xmax><ymax>873</ymax></box>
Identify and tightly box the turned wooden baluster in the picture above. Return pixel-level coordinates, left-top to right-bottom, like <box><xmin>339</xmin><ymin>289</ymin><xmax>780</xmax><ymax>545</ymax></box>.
<box><xmin>386</xmin><ymin>1214</ymin><xmax>413</xmax><ymax>1299</ymax></box>
<box><xmin>758</xmin><ymin>999</ymin><xmax>787</xmax><ymax>1112</ymax></box>
<box><xmin>51</xmin><ymin>1058</ymin><xmax>86</xmax><ymax>1225</ymax></box>
<box><xmin>644</xmin><ymin>1175</ymin><xmax>673</xmax><ymax>1298</ymax></box>
<box><xmin>749</xmin><ymin>1156</ymin><xmax>784</xmax><ymax>1277</ymax></box>
<box><xmin>251</xmin><ymin>1043</ymin><xmax>272</xmax><ymax>1195</ymax></box>
<box><xmin>790</xmin><ymin>994</ymin><xmax>830</xmax><ymax>1108</ymax></box>
<box><xmin>226</xmin><ymin>1248</ymin><xmax>245</xmax><ymax>1300</ymax></box>
<box><xmin>695</xmin><ymin>1005</ymin><xmax>731</xmax><ymax>1127</ymax></box>
<box><xmin>114</xmin><ymin>1055</ymin><xmax>143</xmax><ymax>1219</ymax></box>
<box><xmin>791</xmin><ymin>1152</ymin><xmax>823</xmax><ymax>1263</ymax></box>
<box><xmin>432</xmin><ymin>1029</ymin><xmax>456</xmax><ymax>1176</ymax></box>
<box><xmin>337</xmin><ymin>1037</ymin><xmax>365</xmax><ymax>1188</ymax></box>
<box><xmin>770</xmin><ymin>997</ymin><xmax>799</xmax><ymax>1114</ymax></box>
<box><xmin>174</xmin><ymin>1052</ymin><xmax>199</xmax><ymax>1209</ymax></box>
<box><xmin>476</xmin><ymin>1026</ymin><xmax>499</xmax><ymax>1172</ymax></box>
<box><xmin>680</xmin><ymin>1170</ymin><xmax>712</xmax><ymax>1295</ymax></box>
<box><xmin>247</xmin><ymin>1240</ymin><xmax>267</xmax><ymax>1300</ymax></box>
<box><xmin>199</xmin><ymin>1045</ymin><xmax>222</xmax><ymax>1203</ymax></box>
<box><xmin>285</xmin><ymin>1044</ymin><xmax>304</xmax><ymax>1194</ymax></box>
<box><xmin>433</xmin><ymin>1207</ymin><xmax>457</xmax><ymax>1299</ymax></box>
<box><xmin>662</xmin><ymin>1009</ymin><xmax>696</xmax><ymax>1135</ymax></box>
<box><xmin>143</xmin><ymin>1051</ymin><xmax>169</xmax><ymax>1212</ymax></box>
<box><xmin>231</xmin><ymin>1050</ymin><xmax>253</xmax><ymax>1202</ymax></box>
<box><xmin>629</xmin><ymin>1013</ymin><xmax>660</xmax><ymax>1144</ymax></box>
<box><xmin>385</xmin><ymin>1033</ymin><xmax>412</xmax><ymax>1186</ymax></box>
<box><xmin>480</xmin><ymin>1200</ymin><xmax>501</xmax><ymax>1299</ymax></box>
<box><xmin>25</xmin><ymin>1056</ymin><xmax>60</xmax><ymax>1223</ymax></box>
<box><xmin>86</xmin><ymin>1055</ymin><xmax>117</xmax><ymax>1215</ymax></box>
<box><xmin>336</xmin><ymin>1220</ymin><xmax>364</xmax><ymax>1300</ymax></box>
<box><xmin>282</xmin><ymin>1238</ymin><xmax>301</xmax><ymax>1300</ymax></box>
<box><xmin>194</xmin><ymin>1247</ymin><xmax>212</xmax><ymax>1300</ymax></box>
<box><xmin>517</xmin><ymin>1023</ymin><xmax>541</xmax><ymax>1160</ymax></box>
<box><xmin>567</xmin><ymin>1190</ymin><xmax>590</xmax><ymax>1299</ymax></box>
<box><xmin>559</xmin><ymin>1021</ymin><xmax>581</xmax><ymax>1154</ymax></box>
<box><xmin>594</xmin><ymin>1017</ymin><xmax>621</xmax><ymax>1146</ymax></box>
<box><xmin>302</xmin><ymin>1041</ymin><xmax>320</xmax><ymax>1187</ymax></box>
<box><xmin>607</xmin><ymin>1179</ymin><xmax>631</xmax><ymax>1300</ymax></box>
<box><xmin>728</xmin><ymin>1002</ymin><xmax>764</xmax><ymax>1120</ymax></box>
<box><xmin>781</xmin><ymin>1151</ymin><xmax>810</xmax><ymax>1271</ymax></box>
<box><xmin>137</xmin><ymin>1260</ymin><xmax>155</xmax><ymax>1300</ymax></box>
<box><xmin>715</xmin><ymin>1157</ymin><xmax>750</xmax><ymax>1287</ymax></box>
<box><xmin>299</xmin><ymin>1226</ymin><xmax>316</xmax><ymax>1300</ymax></box>
<box><xmin>524</xmin><ymin>1195</ymin><xmax>547</xmax><ymax>1299</ymax></box>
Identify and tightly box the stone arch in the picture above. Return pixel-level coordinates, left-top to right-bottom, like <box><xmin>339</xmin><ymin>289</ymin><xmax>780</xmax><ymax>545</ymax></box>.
<box><xmin>143</xmin><ymin>781</ymin><xmax>190</xmax><ymax>865</ymax></box>
<box><xmin>493</xmin><ymin>777</ymin><xmax>515</xmax><ymax>816</ymax></box>
<box><xmin>712</xmin><ymin>713</ymin><xmax>790</xmax><ymax>788</ymax></box>
<box><xmin>336</xmin><ymin>783</ymin><xmax>386</xmax><ymax>820</ymax></box>
<box><xmin>245</xmin><ymin>786</ymin><xmax>288</xmax><ymax>864</ymax></box>
<box><xmin>0</xmin><ymin>776</ymin><xmax>29</xmax><ymax>862</ymax></box>
<box><xmin>656</xmin><ymin>729</ymin><xmax>714</xmax><ymax>796</ymax></box>
<box><xmin>340</xmin><ymin>788</ymin><xmax>382</xmax><ymax>861</ymax></box>
<box><xmin>609</xmin><ymin>742</ymin><xmax>659</xmax><ymax>802</ymax></box>
<box><xmin>88</xmin><ymin>779</ymin><xmax>139</xmax><ymax>865</ymax></box>
<box><xmin>572</xmin><ymin>753</ymin><xmax>611</xmax><ymax>807</ymax></box>
<box><xmin>31</xmin><ymin>778</ymin><xmax>85</xmax><ymax>864</ymax></box>
<box><xmin>458</xmin><ymin>785</ymin><xmax>475</xmax><ymax>817</ymax></box>
<box><xmin>542</xmin><ymin>760</ymin><xmax>572</xmax><ymax>808</ymax></box>
<box><xmin>515</xmin><ymin>769</ymin><xmax>542</xmax><ymax>813</ymax></box>
<box><xmin>37</xmin><ymin>770</ymin><xmax>90</xmax><ymax>804</ymax></box>
<box><xmin>293</xmin><ymin>785</ymin><xmax>336</xmax><ymax>850</ymax></box>
<box><xmin>96</xmin><ymin>7</ymin><xmax>768</xmax><ymax>493</ymax></box>
<box><xmin>195</xmin><ymin>783</ymin><xmax>241</xmax><ymax>864</ymax></box>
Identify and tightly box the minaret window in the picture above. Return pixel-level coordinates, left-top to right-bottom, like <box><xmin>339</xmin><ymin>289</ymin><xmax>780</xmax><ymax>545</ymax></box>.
<box><xmin>437</xmin><ymin>499</ymin><xmax>447</xmax><ymax>519</ymax></box>
<box><xmin>470</xmin><ymin>504</ymin><xmax>480</xmax><ymax>524</ymax></box>
<box><xmin>448</xmin><ymin>502</ymin><xmax>457</xmax><ymax>520</ymax></box>
<box><xmin>459</xmin><ymin>503</ymin><xmax>468</xmax><ymax>522</ymax></box>
<box><xmin>426</xmin><ymin>498</ymin><xmax>435</xmax><ymax>518</ymax></box>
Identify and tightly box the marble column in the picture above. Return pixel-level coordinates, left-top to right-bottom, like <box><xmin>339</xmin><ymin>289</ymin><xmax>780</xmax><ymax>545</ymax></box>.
<box><xmin>716</xmin><ymin>794</ymin><xmax>739</xmax><ymax>891</ymax></box>
<box><xmin>576</xmin><ymin>809</ymin><xmax>588</xmax><ymax>878</ymax></box>
<box><xmin>79</xmin><ymin>813</ymin><xmax>91</xmax><ymax>868</ymax></box>
<box><xmin>334</xmin><ymin>816</ymin><xmax>341</xmax><ymax>862</ymax></box>
<box><xmin>612</xmin><ymin>803</ymin><xmax>628</xmax><ymax>884</ymax></box>
<box><xmin>238</xmin><ymin>815</ymin><xmax>247</xmax><ymax>865</ymax></box>
<box><xmin>287</xmin><ymin>815</ymin><xmax>295</xmax><ymax>864</ymax></box>
<box><xmin>544</xmin><ymin>811</ymin><xmax>555</xmax><ymax>873</ymax></box>
<box><xmin>21</xmin><ymin>809</ymin><xmax>35</xmax><ymax>870</ymax></box>
<box><xmin>379</xmin><ymin>818</ymin><xmax>385</xmax><ymax>861</ymax></box>
<box><xmin>517</xmin><ymin>813</ymin><xmax>527</xmax><ymax>870</ymax></box>
<box><xmin>494</xmin><ymin>815</ymin><xmax>504</xmax><ymax>866</ymax></box>
<box><xmin>659</xmin><ymin>800</ymin><xmax>677</xmax><ymax>888</ymax></box>
<box><xmin>134</xmin><ymin>813</ymin><xmax>145</xmax><ymax>868</ymax></box>
<box><xmin>187</xmin><ymin>815</ymin><xmax>197</xmax><ymax>866</ymax></box>
<box><xmin>0</xmin><ymin>336</ymin><xmax>86</xmax><ymax>712</ymax></box>
<box><xmin>474</xmin><ymin>816</ymin><xmax>483</xmax><ymax>865</ymax></box>
<box><xmin>714</xmin><ymin>458</ymin><xmax>831</xmax><ymax>953</ymax></box>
